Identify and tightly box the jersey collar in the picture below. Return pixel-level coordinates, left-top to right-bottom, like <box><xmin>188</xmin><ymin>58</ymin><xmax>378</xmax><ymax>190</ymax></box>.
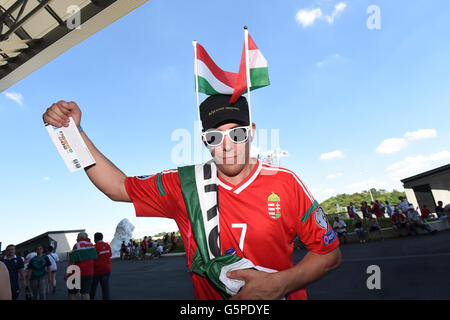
<box><xmin>217</xmin><ymin>158</ymin><xmax>262</xmax><ymax>194</ymax></box>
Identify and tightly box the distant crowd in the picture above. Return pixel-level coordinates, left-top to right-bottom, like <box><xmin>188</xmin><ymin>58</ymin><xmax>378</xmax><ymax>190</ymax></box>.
<box><xmin>120</xmin><ymin>232</ymin><xmax>180</xmax><ymax>260</ymax></box>
<box><xmin>332</xmin><ymin>197</ymin><xmax>450</xmax><ymax>244</ymax></box>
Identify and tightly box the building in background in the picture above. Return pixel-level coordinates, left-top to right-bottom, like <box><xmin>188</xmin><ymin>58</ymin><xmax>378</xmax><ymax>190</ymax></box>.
<box><xmin>6</xmin><ymin>229</ymin><xmax>85</xmax><ymax>261</ymax></box>
<box><xmin>401</xmin><ymin>164</ymin><xmax>450</xmax><ymax>212</ymax></box>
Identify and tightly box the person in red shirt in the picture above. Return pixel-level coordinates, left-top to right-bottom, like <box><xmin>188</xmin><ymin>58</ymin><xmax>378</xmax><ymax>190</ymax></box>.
<box><xmin>90</xmin><ymin>232</ymin><xmax>112</xmax><ymax>300</ymax></box>
<box><xmin>65</xmin><ymin>232</ymin><xmax>96</xmax><ymax>300</ymax></box>
<box><xmin>371</xmin><ymin>201</ymin><xmax>383</xmax><ymax>218</ymax></box>
<box><xmin>420</xmin><ymin>205</ymin><xmax>431</xmax><ymax>220</ymax></box>
<box><xmin>42</xmin><ymin>96</ymin><xmax>342</xmax><ymax>300</ymax></box>
<box><xmin>141</xmin><ymin>236</ymin><xmax>148</xmax><ymax>259</ymax></box>
<box><xmin>391</xmin><ymin>209</ymin><xmax>411</xmax><ymax>236</ymax></box>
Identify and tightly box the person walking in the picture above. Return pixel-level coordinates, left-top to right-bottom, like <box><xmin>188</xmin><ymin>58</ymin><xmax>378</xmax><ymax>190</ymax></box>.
<box><xmin>65</xmin><ymin>232</ymin><xmax>97</xmax><ymax>300</ymax></box>
<box><xmin>46</xmin><ymin>245</ymin><xmax>59</xmax><ymax>294</ymax></box>
<box><xmin>27</xmin><ymin>245</ymin><xmax>51</xmax><ymax>300</ymax></box>
<box><xmin>90</xmin><ymin>232</ymin><xmax>112</xmax><ymax>300</ymax></box>
<box><xmin>0</xmin><ymin>244</ymin><xmax>26</xmax><ymax>300</ymax></box>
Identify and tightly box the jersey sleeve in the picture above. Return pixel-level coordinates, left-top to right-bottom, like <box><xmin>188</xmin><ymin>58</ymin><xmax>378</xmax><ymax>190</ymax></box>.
<box><xmin>124</xmin><ymin>170</ymin><xmax>181</xmax><ymax>219</ymax></box>
<box><xmin>294</xmin><ymin>177</ymin><xmax>340</xmax><ymax>254</ymax></box>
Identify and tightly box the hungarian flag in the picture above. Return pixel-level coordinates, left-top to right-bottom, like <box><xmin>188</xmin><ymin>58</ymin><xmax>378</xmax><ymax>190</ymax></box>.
<box><xmin>194</xmin><ymin>42</ymin><xmax>237</xmax><ymax>95</ymax></box>
<box><xmin>229</xmin><ymin>33</ymin><xmax>270</xmax><ymax>104</ymax></box>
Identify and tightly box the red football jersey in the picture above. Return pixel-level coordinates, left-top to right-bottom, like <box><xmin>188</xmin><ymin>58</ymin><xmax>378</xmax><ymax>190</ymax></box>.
<box><xmin>125</xmin><ymin>159</ymin><xmax>339</xmax><ymax>299</ymax></box>
<box><xmin>94</xmin><ymin>241</ymin><xmax>112</xmax><ymax>276</ymax></box>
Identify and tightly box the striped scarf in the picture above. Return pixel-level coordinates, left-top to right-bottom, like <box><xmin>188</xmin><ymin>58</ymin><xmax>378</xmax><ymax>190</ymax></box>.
<box><xmin>178</xmin><ymin>160</ymin><xmax>278</xmax><ymax>298</ymax></box>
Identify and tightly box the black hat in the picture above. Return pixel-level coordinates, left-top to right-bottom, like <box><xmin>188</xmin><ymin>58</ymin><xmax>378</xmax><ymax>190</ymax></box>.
<box><xmin>199</xmin><ymin>94</ymin><xmax>249</xmax><ymax>131</ymax></box>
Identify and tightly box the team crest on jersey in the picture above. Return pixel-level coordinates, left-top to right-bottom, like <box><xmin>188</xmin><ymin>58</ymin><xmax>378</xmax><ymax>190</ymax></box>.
<box><xmin>314</xmin><ymin>207</ymin><xmax>329</xmax><ymax>231</ymax></box>
<box><xmin>267</xmin><ymin>192</ymin><xmax>281</xmax><ymax>219</ymax></box>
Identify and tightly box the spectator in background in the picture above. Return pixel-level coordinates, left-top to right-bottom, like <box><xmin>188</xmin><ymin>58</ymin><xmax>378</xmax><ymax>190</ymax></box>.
<box><xmin>379</xmin><ymin>201</ymin><xmax>386</xmax><ymax>215</ymax></box>
<box><xmin>347</xmin><ymin>206</ymin><xmax>355</xmax><ymax>219</ymax></box>
<box><xmin>163</xmin><ymin>234</ymin><xmax>169</xmax><ymax>247</ymax></box>
<box><xmin>353</xmin><ymin>216</ymin><xmax>366</xmax><ymax>243</ymax></box>
<box><xmin>420</xmin><ymin>205</ymin><xmax>432</xmax><ymax>220</ymax></box>
<box><xmin>391</xmin><ymin>208</ymin><xmax>411</xmax><ymax>237</ymax></box>
<box><xmin>46</xmin><ymin>245</ymin><xmax>59</xmax><ymax>295</ymax></box>
<box><xmin>141</xmin><ymin>236</ymin><xmax>148</xmax><ymax>259</ymax></box>
<box><xmin>371</xmin><ymin>201</ymin><xmax>383</xmax><ymax>218</ymax></box>
<box><xmin>333</xmin><ymin>217</ymin><xmax>347</xmax><ymax>244</ymax></box>
<box><xmin>360</xmin><ymin>201</ymin><xmax>370</xmax><ymax>219</ymax></box>
<box><xmin>120</xmin><ymin>241</ymin><xmax>127</xmax><ymax>260</ymax></box>
<box><xmin>27</xmin><ymin>245</ymin><xmax>51</xmax><ymax>300</ymax></box>
<box><xmin>0</xmin><ymin>261</ymin><xmax>11</xmax><ymax>300</ymax></box>
<box><xmin>443</xmin><ymin>204</ymin><xmax>450</xmax><ymax>221</ymax></box>
<box><xmin>435</xmin><ymin>201</ymin><xmax>446</xmax><ymax>221</ymax></box>
<box><xmin>0</xmin><ymin>244</ymin><xmax>26</xmax><ymax>300</ymax></box>
<box><xmin>399</xmin><ymin>196</ymin><xmax>410</xmax><ymax>214</ymax></box>
<box><xmin>385</xmin><ymin>201</ymin><xmax>393</xmax><ymax>217</ymax></box>
<box><xmin>25</xmin><ymin>250</ymin><xmax>37</xmax><ymax>265</ymax></box>
<box><xmin>91</xmin><ymin>232</ymin><xmax>112</xmax><ymax>300</ymax></box>
<box><xmin>367</xmin><ymin>215</ymin><xmax>384</xmax><ymax>241</ymax></box>
<box><xmin>65</xmin><ymin>232</ymin><xmax>97</xmax><ymax>300</ymax></box>
<box><xmin>407</xmin><ymin>205</ymin><xmax>437</xmax><ymax>235</ymax></box>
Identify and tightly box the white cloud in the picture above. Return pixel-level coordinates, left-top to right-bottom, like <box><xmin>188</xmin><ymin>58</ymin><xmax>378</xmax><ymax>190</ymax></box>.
<box><xmin>320</xmin><ymin>150</ymin><xmax>345</xmax><ymax>160</ymax></box>
<box><xmin>295</xmin><ymin>2</ymin><xmax>347</xmax><ymax>28</ymax></box>
<box><xmin>4</xmin><ymin>92</ymin><xmax>23</xmax><ymax>106</ymax></box>
<box><xmin>316</xmin><ymin>53</ymin><xmax>340</xmax><ymax>68</ymax></box>
<box><xmin>295</xmin><ymin>8</ymin><xmax>323</xmax><ymax>28</ymax></box>
<box><xmin>404</xmin><ymin>129</ymin><xmax>437</xmax><ymax>141</ymax></box>
<box><xmin>43</xmin><ymin>177</ymin><xmax>51</xmax><ymax>181</ymax></box>
<box><xmin>387</xmin><ymin>150</ymin><xmax>450</xmax><ymax>180</ymax></box>
<box><xmin>325</xmin><ymin>2</ymin><xmax>347</xmax><ymax>24</ymax></box>
<box><xmin>376</xmin><ymin>128</ymin><xmax>437</xmax><ymax>155</ymax></box>
<box><xmin>376</xmin><ymin>138</ymin><xmax>408</xmax><ymax>154</ymax></box>
<box><xmin>327</xmin><ymin>172</ymin><xmax>343</xmax><ymax>179</ymax></box>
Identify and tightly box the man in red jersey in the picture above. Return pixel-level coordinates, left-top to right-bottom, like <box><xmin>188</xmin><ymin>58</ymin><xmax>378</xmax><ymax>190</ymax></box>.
<box><xmin>43</xmin><ymin>95</ymin><xmax>341</xmax><ymax>300</ymax></box>
<box><xmin>65</xmin><ymin>232</ymin><xmax>97</xmax><ymax>300</ymax></box>
<box><xmin>91</xmin><ymin>232</ymin><xmax>112</xmax><ymax>300</ymax></box>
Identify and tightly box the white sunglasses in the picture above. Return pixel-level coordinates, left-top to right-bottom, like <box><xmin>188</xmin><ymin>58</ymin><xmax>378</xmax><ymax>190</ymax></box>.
<box><xmin>202</xmin><ymin>126</ymin><xmax>251</xmax><ymax>147</ymax></box>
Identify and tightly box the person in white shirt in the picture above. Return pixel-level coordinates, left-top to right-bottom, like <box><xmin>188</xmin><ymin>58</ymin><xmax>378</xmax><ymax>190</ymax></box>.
<box><xmin>398</xmin><ymin>197</ymin><xmax>410</xmax><ymax>214</ymax></box>
<box><xmin>333</xmin><ymin>217</ymin><xmax>347</xmax><ymax>244</ymax></box>
<box><xmin>406</xmin><ymin>205</ymin><xmax>436</xmax><ymax>235</ymax></box>
<box><xmin>46</xmin><ymin>246</ymin><xmax>59</xmax><ymax>294</ymax></box>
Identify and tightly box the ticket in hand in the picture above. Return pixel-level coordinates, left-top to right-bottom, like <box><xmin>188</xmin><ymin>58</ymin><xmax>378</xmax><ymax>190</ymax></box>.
<box><xmin>45</xmin><ymin>117</ymin><xmax>95</xmax><ymax>172</ymax></box>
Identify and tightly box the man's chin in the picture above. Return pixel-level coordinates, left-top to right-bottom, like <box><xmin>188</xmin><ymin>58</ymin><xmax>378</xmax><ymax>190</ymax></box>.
<box><xmin>215</xmin><ymin>162</ymin><xmax>246</xmax><ymax>177</ymax></box>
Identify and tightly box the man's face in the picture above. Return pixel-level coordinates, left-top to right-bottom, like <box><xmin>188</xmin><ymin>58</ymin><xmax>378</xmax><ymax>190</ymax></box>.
<box><xmin>205</xmin><ymin>122</ymin><xmax>254</xmax><ymax>177</ymax></box>
<box><xmin>6</xmin><ymin>246</ymin><xmax>15</xmax><ymax>257</ymax></box>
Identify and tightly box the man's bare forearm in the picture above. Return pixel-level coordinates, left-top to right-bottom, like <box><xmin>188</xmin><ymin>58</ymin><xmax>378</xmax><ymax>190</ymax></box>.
<box><xmin>80</xmin><ymin>130</ymin><xmax>131</xmax><ymax>202</ymax></box>
<box><xmin>276</xmin><ymin>247</ymin><xmax>341</xmax><ymax>296</ymax></box>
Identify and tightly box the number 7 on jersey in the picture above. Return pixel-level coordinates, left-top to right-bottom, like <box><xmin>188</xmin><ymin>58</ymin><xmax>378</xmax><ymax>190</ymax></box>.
<box><xmin>231</xmin><ymin>223</ymin><xmax>247</xmax><ymax>252</ymax></box>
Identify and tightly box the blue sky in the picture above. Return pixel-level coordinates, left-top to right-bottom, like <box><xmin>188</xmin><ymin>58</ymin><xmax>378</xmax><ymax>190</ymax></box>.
<box><xmin>1</xmin><ymin>0</ymin><xmax>450</xmax><ymax>246</ymax></box>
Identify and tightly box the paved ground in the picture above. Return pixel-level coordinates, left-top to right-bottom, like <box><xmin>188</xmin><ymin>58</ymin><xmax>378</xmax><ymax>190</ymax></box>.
<box><xmin>43</xmin><ymin>229</ymin><xmax>450</xmax><ymax>300</ymax></box>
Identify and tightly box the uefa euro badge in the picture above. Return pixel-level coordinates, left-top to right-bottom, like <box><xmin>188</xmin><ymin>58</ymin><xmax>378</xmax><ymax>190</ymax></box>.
<box><xmin>267</xmin><ymin>192</ymin><xmax>281</xmax><ymax>219</ymax></box>
<box><xmin>315</xmin><ymin>207</ymin><xmax>329</xmax><ymax>231</ymax></box>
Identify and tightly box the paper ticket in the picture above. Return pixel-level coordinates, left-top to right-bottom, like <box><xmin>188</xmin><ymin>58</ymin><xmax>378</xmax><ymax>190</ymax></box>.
<box><xmin>45</xmin><ymin>117</ymin><xmax>95</xmax><ymax>172</ymax></box>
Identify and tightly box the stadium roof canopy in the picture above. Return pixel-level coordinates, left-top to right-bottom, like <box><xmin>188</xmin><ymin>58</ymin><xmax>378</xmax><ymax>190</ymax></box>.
<box><xmin>0</xmin><ymin>0</ymin><xmax>148</xmax><ymax>92</ymax></box>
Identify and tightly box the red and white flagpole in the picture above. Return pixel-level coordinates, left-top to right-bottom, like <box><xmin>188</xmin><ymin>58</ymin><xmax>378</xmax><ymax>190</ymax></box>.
<box><xmin>244</xmin><ymin>26</ymin><xmax>253</xmax><ymax>134</ymax></box>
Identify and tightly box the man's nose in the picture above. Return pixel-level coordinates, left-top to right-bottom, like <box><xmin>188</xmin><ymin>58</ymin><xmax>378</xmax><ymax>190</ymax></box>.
<box><xmin>222</xmin><ymin>135</ymin><xmax>233</xmax><ymax>152</ymax></box>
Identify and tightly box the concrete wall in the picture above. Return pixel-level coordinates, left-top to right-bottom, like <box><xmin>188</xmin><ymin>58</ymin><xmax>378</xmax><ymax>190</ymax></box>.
<box><xmin>48</xmin><ymin>232</ymin><xmax>79</xmax><ymax>261</ymax></box>
<box><xmin>403</xmin><ymin>168</ymin><xmax>450</xmax><ymax>210</ymax></box>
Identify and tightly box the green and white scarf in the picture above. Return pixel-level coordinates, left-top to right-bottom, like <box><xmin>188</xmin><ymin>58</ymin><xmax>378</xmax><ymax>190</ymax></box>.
<box><xmin>178</xmin><ymin>160</ymin><xmax>278</xmax><ymax>298</ymax></box>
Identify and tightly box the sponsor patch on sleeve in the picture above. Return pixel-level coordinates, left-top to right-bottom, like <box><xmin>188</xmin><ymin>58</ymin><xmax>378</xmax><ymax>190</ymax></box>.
<box><xmin>322</xmin><ymin>229</ymin><xmax>337</xmax><ymax>247</ymax></box>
